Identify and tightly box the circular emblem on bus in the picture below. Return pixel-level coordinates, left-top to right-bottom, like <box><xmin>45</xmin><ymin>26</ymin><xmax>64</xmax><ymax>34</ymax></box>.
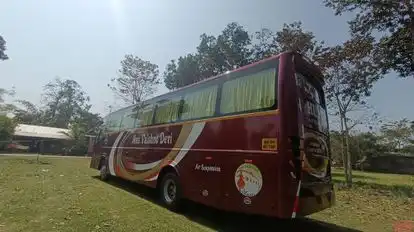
<box><xmin>303</xmin><ymin>132</ymin><xmax>329</xmax><ymax>179</ymax></box>
<box><xmin>234</xmin><ymin>163</ymin><xmax>263</xmax><ymax>197</ymax></box>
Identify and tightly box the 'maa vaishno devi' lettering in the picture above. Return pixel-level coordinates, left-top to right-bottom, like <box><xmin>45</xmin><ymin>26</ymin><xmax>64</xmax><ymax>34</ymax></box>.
<box><xmin>131</xmin><ymin>132</ymin><xmax>173</xmax><ymax>145</ymax></box>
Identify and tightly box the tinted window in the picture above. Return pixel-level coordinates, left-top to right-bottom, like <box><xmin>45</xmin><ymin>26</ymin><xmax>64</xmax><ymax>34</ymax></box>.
<box><xmin>296</xmin><ymin>73</ymin><xmax>328</xmax><ymax>134</ymax></box>
<box><xmin>220</xmin><ymin>68</ymin><xmax>277</xmax><ymax>114</ymax></box>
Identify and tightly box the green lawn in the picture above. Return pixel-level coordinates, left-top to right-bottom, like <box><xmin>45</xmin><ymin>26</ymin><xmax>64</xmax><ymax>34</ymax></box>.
<box><xmin>310</xmin><ymin>169</ymin><xmax>414</xmax><ymax>232</ymax></box>
<box><xmin>0</xmin><ymin>156</ymin><xmax>413</xmax><ymax>232</ymax></box>
<box><xmin>0</xmin><ymin>156</ymin><xmax>211</xmax><ymax>232</ymax></box>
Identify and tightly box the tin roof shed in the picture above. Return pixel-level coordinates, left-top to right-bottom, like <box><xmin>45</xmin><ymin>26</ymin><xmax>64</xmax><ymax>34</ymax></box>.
<box><xmin>14</xmin><ymin>124</ymin><xmax>71</xmax><ymax>140</ymax></box>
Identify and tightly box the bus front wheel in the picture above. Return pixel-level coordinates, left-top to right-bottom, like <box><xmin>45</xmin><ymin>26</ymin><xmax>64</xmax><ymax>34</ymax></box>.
<box><xmin>159</xmin><ymin>172</ymin><xmax>182</xmax><ymax>211</ymax></box>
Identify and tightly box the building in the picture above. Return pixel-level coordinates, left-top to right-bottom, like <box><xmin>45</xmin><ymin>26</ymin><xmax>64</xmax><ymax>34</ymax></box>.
<box><xmin>9</xmin><ymin>124</ymin><xmax>71</xmax><ymax>154</ymax></box>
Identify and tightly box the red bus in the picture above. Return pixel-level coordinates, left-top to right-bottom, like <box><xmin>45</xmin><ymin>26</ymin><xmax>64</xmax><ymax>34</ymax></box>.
<box><xmin>90</xmin><ymin>51</ymin><xmax>334</xmax><ymax>218</ymax></box>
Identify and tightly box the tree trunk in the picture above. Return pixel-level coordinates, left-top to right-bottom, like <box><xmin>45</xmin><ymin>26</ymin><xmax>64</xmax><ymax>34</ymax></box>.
<box><xmin>343</xmin><ymin>119</ymin><xmax>353</xmax><ymax>187</ymax></box>
<box><xmin>340</xmin><ymin>116</ymin><xmax>346</xmax><ymax>170</ymax></box>
<box><xmin>408</xmin><ymin>1</ymin><xmax>414</xmax><ymax>66</ymax></box>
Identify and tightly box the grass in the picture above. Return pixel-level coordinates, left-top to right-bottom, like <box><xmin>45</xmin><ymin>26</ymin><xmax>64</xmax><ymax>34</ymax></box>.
<box><xmin>0</xmin><ymin>155</ymin><xmax>413</xmax><ymax>232</ymax></box>
<box><xmin>0</xmin><ymin>156</ymin><xmax>211</xmax><ymax>232</ymax></box>
<box><xmin>310</xmin><ymin>169</ymin><xmax>414</xmax><ymax>232</ymax></box>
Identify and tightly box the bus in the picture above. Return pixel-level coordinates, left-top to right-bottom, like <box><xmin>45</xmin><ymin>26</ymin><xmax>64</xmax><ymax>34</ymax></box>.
<box><xmin>90</xmin><ymin>51</ymin><xmax>334</xmax><ymax>218</ymax></box>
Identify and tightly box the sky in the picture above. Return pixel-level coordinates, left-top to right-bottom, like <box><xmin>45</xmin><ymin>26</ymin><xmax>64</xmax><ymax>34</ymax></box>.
<box><xmin>1</xmin><ymin>0</ymin><xmax>413</xmax><ymax>126</ymax></box>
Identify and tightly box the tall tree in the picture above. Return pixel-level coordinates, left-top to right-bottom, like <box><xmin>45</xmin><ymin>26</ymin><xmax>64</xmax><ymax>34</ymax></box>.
<box><xmin>216</xmin><ymin>22</ymin><xmax>252</xmax><ymax>69</ymax></box>
<box><xmin>0</xmin><ymin>35</ymin><xmax>8</xmax><ymax>61</ymax></box>
<box><xmin>74</xmin><ymin>110</ymin><xmax>103</xmax><ymax>135</ymax></box>
<box><xmin>252</xmin><ymin>28</ymin><xmax>278</xmax><ymax>61</ymax></box>
<box><xmin>324</xmin><ymin>0</ymin><xmax>414</xmax><ymax>77</ymax></box>
<box><xmin>319</xmin><ymin>35</ymin><xmax>384</xmax><ymax>186</ymax></box>
<box><xmin>164</xmin><ymin>22</ymin><xmax>252</xmax><ymax>90</ymax></box>
<box><xmin>380</xmin><ymin>118</ymin><xmax>414</xmax><ymax>152</ymax></box>
<box><xmin>42</xmin><ymin>78</ymin><xmax>91</xmax><ymax>128</ymax></box>
<box><xmin>109</xmin><ymin>55</ymin><xmax>160</xmax><ymax>105</ymax></box>
<box><xmin>164</xmin><ymin>54</ymin><xmax>202</xmax><ymax>90</ymax></box>
<box><xmin>274</xmin><ymin>22</ymin><xmax>327</xmax><ymax>61</ymax></box>
<box><xmin>13</xmin><ymin>100</ymin><xmax>45</xmax><ymax>125</ymax></box>
<box><xmin>252</xmin><ymin>22</ymin><xmax>327</xmax><ymax>62</ymax></box>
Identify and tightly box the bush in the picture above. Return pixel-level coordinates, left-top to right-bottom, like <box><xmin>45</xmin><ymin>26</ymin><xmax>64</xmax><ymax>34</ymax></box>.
<box><xmin>0</xmin><ymin>115</ymin><xmax>17</xmax><ymax>150</ymax></box>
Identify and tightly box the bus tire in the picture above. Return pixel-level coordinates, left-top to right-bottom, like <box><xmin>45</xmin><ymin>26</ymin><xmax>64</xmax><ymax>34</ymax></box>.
<box><xmin>99</xmin><ymin>159</ymin><xmax>110</xmax><ymax>181</ymax></box>
<box><xmin>159</xmin><ymin>172</ymin><xmax>182</xmax><ymax>211</ymax></box>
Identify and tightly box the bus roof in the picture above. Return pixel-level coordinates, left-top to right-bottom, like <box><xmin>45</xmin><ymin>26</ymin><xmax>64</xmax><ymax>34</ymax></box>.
<box><xmin>106</xmin><ymin>51</ymin><xmax>320</xmax><ymax>117</ymax></box>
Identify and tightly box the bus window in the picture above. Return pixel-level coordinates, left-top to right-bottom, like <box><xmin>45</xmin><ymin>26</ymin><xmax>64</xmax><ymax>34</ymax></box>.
<box><xmin>181</xmin><ymin>85</ymin><xmax>218</xmax><ymax>120</ymax></box>
<box><xmin>296</xmin><ymin>73</ymin><xmax>328</xmax><ymax>134</ymax></box>
<box><xmin>136</xmin><ymin>104</ymin><xmax>154</xmax><ymax>127</ymax></box>
<box><xmin>119</xmin><ymin>106</ymin><xmax>137</xmax><ymax>130</ymax></box>
<box><xmin>154</xmin><ymin>97</ymin><xmax>181</xmax><ymax>124</ymax></box>
<box><xmin>103</xmin><ymin>112</ymin><xmax>122</xmax><ymax>132</ymax></box>
<box><xmin>220</xmin><ymin>68</ymin><xmax>277</xmax><ymax>114</ymax></box>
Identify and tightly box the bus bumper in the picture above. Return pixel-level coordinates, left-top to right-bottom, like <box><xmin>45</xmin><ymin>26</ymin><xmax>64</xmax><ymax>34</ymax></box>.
<box><xmin>298</xmin><ymin>183</ymin><xmax>335</xmax><ymax>216</ymax></box>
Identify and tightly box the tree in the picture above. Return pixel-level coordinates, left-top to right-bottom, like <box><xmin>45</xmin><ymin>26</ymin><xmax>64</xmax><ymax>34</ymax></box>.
<box><xmin>324</xmin><ymin>0</ymin><xmax>414</xmax><ymax>77</ymax></box>
<box><xmin>252</xmin><ymin>22</ymin><xmax>327</xmax><ymax>62</ymax></box>
<box><xmin>216</xmin><ymin>22</ymin><xmax>252</xmax><ymax>69</ymax></box>
<box><xmin>75</xmin><ymin>110</ymin><xmax>103</xmax><ymax>136</ymax></box>
<box><xmin>13</xmin><ymin>100</ymin><xmax>45</xmax><ymax>125</ymax></box>
<box><xmin>0</xmin><ymin>88</ymin><xmax>16</xmax><ymax>114</ymax></box>
<box><xmin>0</xmin><ymin>35</ymin><xmax>8</xmax><ymax>61</ymax></box>
<box><xmin>164</xmin><ymin>22</ymin><xmax>252</xmax><ymax>90</ymax></box>
<box><xmin>62</xmin><ymin>121</ymin><xmax>88</xmax><ymax>156</ymax></box>
<box><xmin>329</xmin><ymin>130</ymin><xmax>344</xmax><ymax>166</ymax></box>
<box><xmin>380</xmin><ymin>118</ymin><xmax>413</xmax><ymax>152</ymax></box>
<box><xmin>318</xmin><ymin>35</ymin><xmax>384</xmax><ymax>186</ymax></box>
<box><xmin>349</xmin><ymin>131</ymin><xmax>388</xmax><ymax>162</ymax></box>
<box><xmin>0</xmin><ymin>115</ymin><xmax>16</xmax><ymax>150</ymax></box>
<box><xmin>109</xmin><ymin>55</ymin><xmax>160</xmax><ymax>105</ymax></box>
<box><xmin>164</xmin><ymin>54</ymin><xmax>202</xmax><ymax>90</ymax></box>
<box><xmin>42</xmin><ymin>78</ymin><xmax>91</xmax><ymax>128</ymax></box>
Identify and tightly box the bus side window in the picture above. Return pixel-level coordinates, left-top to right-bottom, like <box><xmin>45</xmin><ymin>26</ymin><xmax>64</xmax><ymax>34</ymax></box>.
<box><xmin>154</xmin><ymin>98</ymin><xmax>181</xmax><ymax>124</ymax></box>
<box><xmin>136</xmin><ymin>104</ymin><xmax>155</xmax><ymax>127</ymax></box>
<box><xmin>181</xmin><ymin>85</ymin><xmax>218</xmax><ymax>120</ymax></box>
<box><xmin>220</xmin><ymin>68</ymin><xmax>276</xmax><ymax>114</ymax></box>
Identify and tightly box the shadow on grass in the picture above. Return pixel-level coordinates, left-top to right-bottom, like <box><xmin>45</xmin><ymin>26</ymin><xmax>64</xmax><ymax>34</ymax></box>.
<box><xmin>332</xmin><ymin>172</ymin><xmax>377</xmax><ymax>180</ymax></box>
<box><xmin>93</xmin><ymin>176</ymin><xmax>361</xmax><ymax>232</ymax></box>
<box><xmin>333</xmin><ymin>180</ymin><xmax>414</xmax><ymax>198</ymax></box>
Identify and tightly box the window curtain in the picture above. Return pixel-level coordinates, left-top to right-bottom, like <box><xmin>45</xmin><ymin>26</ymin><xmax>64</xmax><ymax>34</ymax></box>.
<box><xmin>181</xmin><ymin>86</ymin><xmax>218</xmax><ymax>120</ymax></box>
<box><xmin>154</xmin><ymin>99</ymin><xmax>180</xmax><ymax>124</ymax></box>
<box><xmin>220</xmin><ymin>69</ymin><xmax>276</xmax><ymax>114</ymax></box>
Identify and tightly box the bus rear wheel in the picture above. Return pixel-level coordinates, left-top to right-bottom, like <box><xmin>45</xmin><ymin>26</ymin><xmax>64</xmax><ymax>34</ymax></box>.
<box><xmin>159</xmin><ymin>173</ymin><xmax>182</xmax><ymax>211</ymax></box>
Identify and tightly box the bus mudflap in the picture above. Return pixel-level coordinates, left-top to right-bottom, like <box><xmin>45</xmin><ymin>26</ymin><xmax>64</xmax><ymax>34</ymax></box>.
<box><xmin>298</xmin><ymin>183</ymin><xmax>335</xmax><ymax>216</ymax></box>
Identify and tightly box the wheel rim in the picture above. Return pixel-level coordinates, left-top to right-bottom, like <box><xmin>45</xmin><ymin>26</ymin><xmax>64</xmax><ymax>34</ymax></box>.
<box><xmin>163</xmin><ymin>179</ymin><xmax>176</xmax><ymax>204</ymax></box>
